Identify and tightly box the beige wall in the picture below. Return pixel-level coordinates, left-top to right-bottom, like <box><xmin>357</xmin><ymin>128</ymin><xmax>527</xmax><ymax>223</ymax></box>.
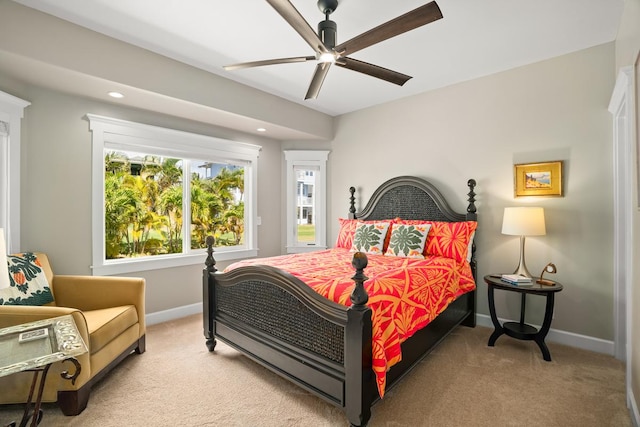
<box><xmin>615</xmin><ymin>0</ymin><xmax>640</xmax><ymax>419</ymax></box>
<box><xmin>0</xmin><ymin>77</ymin><xmax>285</xmax><ymax>314</ymax></box>
<box><xmin>329</xmin><ymin>43</ymin><xmax>616</xmax><ymax>340</ymax></box>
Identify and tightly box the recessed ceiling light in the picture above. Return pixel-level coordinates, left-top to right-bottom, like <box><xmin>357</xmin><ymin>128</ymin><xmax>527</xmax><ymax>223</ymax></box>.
<box><xmin>257</xmin><ymin>128</ymin><xmax>266</xmax><ymax>132</ymax></box>
<box><xmin>108</xmin><ymin>91</ymin><xmax>124</xmax><ymax>98</ymax></box>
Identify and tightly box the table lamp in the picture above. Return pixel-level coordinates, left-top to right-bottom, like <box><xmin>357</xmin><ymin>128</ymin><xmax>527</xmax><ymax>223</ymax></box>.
<box><xmin>501</xmin><ymin>207</ymin><xmax>546</xmax><ymax>278</ymax></box>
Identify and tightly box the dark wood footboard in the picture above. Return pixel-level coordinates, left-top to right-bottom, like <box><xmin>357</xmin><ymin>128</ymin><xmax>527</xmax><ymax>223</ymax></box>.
<box><xmin>204</xmin><ymin>243</ymin><xmax>375</xmax><ymax>425</ymax></box>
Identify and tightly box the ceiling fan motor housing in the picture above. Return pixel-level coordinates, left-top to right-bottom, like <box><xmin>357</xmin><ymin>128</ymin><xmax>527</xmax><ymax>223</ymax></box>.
<box><xmin>318</xmin><ymin>19</ymin><xmax>337</xmax><ymax>50</ymax></box>
<box><xmin>317</xmin><ymin>0</ymin><xmax>339</xmax><ymax>15</ymax></box>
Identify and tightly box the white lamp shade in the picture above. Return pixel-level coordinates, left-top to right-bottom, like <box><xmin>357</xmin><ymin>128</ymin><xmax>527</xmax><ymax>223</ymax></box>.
<box><xmin>502</xmin><ymin>207</ymin><xmax>546</xmax><ymax>236</ymax></box>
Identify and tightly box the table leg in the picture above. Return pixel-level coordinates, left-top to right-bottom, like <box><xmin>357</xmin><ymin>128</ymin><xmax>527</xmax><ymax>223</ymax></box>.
<box><xmin>13</xmin><ymin>364</ymin><xmax>50</xmax><ymax>427</ymax></box>
<box><xmin>534</xmin><ymin>293</ymin><xmax>555</xmax><ymax>361</ymax></box>
<box><xmin>487</xmin><ymin>285</ymin><xmax>504</xmax><ymax>346</ymax></box>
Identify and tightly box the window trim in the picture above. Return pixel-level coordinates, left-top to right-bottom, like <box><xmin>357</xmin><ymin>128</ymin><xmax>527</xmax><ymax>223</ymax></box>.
<box><xmin>0</xmin><ymin>91</ymin><xmax>30</xmax><ymax>254</ymax></box>
<box><xmin>87</xmin><ymin>114</ymin><xmax>261</xmax><ymax>275</ymax></box>
<box><xmin>284</xmin><ymin>150</ymin><xmax>329</xmax><ymax>254</ymax></box>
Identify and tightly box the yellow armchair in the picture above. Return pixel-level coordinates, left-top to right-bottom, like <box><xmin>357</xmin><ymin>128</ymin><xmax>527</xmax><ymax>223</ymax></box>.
<box><xmin>0</xmin><ymin>253</ymin><xmax>145</xmax><ymax>415</ymax></box>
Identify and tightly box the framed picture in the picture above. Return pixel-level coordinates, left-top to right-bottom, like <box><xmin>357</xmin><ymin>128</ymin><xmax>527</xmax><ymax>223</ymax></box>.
<box><xmin>635</xmin><ymin>49</ymin><xmax>640</xmax><ymax>208</ymax></box>
<box><xmin>514</xmin><ymin>161</ymin><xmax>563</xmax><ymax>197</ymax></box>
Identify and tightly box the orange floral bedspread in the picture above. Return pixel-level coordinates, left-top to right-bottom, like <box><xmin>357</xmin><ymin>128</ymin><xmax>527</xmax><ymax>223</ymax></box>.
<box><xmin>225</xmin><ymin>248</ymin><xmax>475</xmax><ymax>397</ymax></box>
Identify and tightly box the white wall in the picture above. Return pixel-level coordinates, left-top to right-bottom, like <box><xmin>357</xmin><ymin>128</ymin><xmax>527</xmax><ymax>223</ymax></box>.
<box><xmin>329</xmin><ymin>42</ymin><xmax>616</xmax><ymax>341</ymax></box>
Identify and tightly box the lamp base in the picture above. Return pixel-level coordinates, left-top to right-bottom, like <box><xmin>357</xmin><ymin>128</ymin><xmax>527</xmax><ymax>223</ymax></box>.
<box><xmin>513</xmin><ymin>235</ymin><xmax>532</xmax><ymax>278</ymax></box>
<box><xmin>512</xmin><ymin>263</ymin><xmax>532</xmax><ymax>279</ymax></box>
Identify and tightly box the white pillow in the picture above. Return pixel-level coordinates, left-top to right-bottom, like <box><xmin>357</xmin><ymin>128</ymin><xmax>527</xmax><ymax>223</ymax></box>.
<box><xmin>351</xmin><ymin>222</ymin><xmax>391</xmax><ymax>255</ymax></box>
<box><xmin>385</xmin><ymin>223</ymin><xmax>431</xmax><ymax>259</ymax></box>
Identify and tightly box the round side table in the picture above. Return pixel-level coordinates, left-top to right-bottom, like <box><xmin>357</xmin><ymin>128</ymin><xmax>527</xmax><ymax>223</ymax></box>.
<box><xmin>484</xmin><ymin>274</ymin><xmax>563</xmax><ymax>361</ymax></box>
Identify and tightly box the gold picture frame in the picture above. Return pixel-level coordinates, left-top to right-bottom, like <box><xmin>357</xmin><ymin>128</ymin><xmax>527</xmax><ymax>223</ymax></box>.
<box><xmin>514</xmin><ymin>161</ymin><xmax>563</xmax><ymax>197</ymax></box>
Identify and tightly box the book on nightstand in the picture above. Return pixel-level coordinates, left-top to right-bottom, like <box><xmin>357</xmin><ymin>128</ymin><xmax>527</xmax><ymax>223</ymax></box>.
<box><xmin>501</xmin><ymin>274</ymin><xmax>533</xmax><ymax>286</ymax></box>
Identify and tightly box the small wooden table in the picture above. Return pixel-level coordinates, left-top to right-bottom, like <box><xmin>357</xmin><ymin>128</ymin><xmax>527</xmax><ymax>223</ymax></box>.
<box><xmin>0</xmin><ymin>315</ymin><xmax>87</xmax><ymax>427</ymax></box>
<box><xmin>484</xmin><ymin>275</ymin><xmax>563</xmax><ymax>361</ymax></box>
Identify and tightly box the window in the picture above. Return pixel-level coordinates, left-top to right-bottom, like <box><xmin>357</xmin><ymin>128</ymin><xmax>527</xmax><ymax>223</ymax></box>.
<box><xmin>0</xmin><ymin>91</ymin><xmax>30</xmax><ymax>254</ymax></box>
<box><xmin>88</xmin><ymin>115</ymin><xmax>261</xmax><ymax>275</ymax></box>
<box><xmin>284</xmin><ymin>150</ymin><xmax>329</xmax><ymax>253</ymax></box>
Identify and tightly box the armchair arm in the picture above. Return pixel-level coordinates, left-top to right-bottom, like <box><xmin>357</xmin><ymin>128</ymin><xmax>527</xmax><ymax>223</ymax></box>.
<box><xmin>52</xmin><ymin>275</ymin><xmax>146</xmax><ymax>337</ymax></box>
<box><xmin>0</xmin><ymin>305</ymin><xmax>83</xmax><ymax>330</ymax></box>
<box><xmin>0</xmin><ymin>305</ymin><xmax>92</xmax><ymax>389</ymax></box>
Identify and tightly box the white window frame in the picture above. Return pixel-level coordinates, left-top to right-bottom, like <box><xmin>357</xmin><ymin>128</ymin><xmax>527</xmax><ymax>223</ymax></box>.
<box><xmin>284</xmin><ymin>150</ymin><xmax>329</xmax><ymax>254</ymax></box>
<box><xmin>88</xmin><ymin>114</ymin><xmax>261</xmax><ymax>275</ymax></box>
<box><xmin>0</xmin><ymin>91</ymin><xmax>30</xmax><ymax>254</ymax></box>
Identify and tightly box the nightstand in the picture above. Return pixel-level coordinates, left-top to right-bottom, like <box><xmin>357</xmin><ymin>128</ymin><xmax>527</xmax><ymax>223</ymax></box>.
<box><xmin>484</xmin><ymin>274</ymin><xmax>563</xmax><ymax>361</ymax></box>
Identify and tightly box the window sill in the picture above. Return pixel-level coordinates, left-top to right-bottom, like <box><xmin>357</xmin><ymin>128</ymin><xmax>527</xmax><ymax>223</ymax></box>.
<box><xmin>91</xmin><ymin>248</ymin><xmax>258</xmax><ymax>275</ymax></box>
<box><xmin>286</xmin><ymin>245</ymin><xmax>327</xmax><ymax>254</ymax></box>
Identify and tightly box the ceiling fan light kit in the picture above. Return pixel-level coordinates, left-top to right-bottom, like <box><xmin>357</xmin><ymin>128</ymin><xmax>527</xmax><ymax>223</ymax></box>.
<box><xmin>224</xmin><ymin>0</ymin><xmax>443</xmax><ymax>100</ymax></box>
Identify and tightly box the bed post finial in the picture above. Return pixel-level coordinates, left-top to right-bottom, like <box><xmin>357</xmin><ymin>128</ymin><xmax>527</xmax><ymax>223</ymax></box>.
<box><xmin>350</xmin><ymin>252</ymin><xmax>369</xmax><ymax>306</ymax></box>
<box><xmin>205</xmin><ymin>235</ymin><xmax>217</xmax><ymax>272</ymax></box>
<box><xmin>348</xmin><ymin>186</ymin><xmax>356</xmax><ymax>219</ymax></box>
<box><xmin>466</xmin><ymin>179</ymin><xmax>477</xmax><ymax>219</ymax></box>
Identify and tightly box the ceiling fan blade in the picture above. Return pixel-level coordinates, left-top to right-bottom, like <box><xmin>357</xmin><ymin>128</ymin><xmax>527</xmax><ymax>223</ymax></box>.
<box><xmin>335</xmin><ymin>57</ymin><xmax>411</xmax><ymax>86</ymax></box>
<box><xmin>334</xmin><ymin>1</ymin><xmax>442</xmax><ymax>57</ymax></box>
<box><xmin>305</xmin><ymin>62</ymin><xmax>332</xmax><ymax>100</ymax></box>
<box><xmin>266</xmin><ymin>0</ymin><xmax>329</xmax><ymax>54</ymax></box>
<box><xmin>224</xmin><ymin>56</ymin><xmax>316</xmax><ymax>71</ymax></box>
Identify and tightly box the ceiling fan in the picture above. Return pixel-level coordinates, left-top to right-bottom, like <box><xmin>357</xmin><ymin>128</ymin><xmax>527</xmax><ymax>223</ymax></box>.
<box><xmin>224</xmin><ymin>0</ymin><xmax>443</xmax><ymax>100</ymax></box>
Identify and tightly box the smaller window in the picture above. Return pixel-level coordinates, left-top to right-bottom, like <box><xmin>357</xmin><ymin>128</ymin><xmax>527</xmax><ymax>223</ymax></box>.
<box><xmin>284</xmin><ymin>150</ymin><xmax>329</xmax><ymax>254</ymax></box>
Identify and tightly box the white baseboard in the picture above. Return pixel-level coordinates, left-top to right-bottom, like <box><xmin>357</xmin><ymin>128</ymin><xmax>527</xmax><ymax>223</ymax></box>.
<box><xmin>475</xmin><ymin>313</ymin><xmax>615</xmax><ymax>355</ymax></box>
<box><xmin>146</xmin><ymin>302</ymin><xmax>203</xmax><ymax>326</ymax></box>
<box><xmin>629</xmin><ymin>386</ymin><xmax>640</xmax><ymax>427</ymax></box>
<box><xmin>147</xmin><ymin>305</ymin><xmax>615</xmax><ymax>356</ymax></box>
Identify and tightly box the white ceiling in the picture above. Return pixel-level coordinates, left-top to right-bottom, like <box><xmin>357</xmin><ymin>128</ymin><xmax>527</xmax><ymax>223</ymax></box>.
<box><xmin>11</xmin><ymin>0</ymin><xmax>623</xmax><ymax>117</ymax></box>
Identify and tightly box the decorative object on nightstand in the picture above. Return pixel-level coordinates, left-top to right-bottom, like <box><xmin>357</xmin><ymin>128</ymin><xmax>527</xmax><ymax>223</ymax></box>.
<box><xmin>501</xmin><ymin>207</ymin><xmax>546</xmax><ymax>278</ymax></box>
<box><xmin>537</xmin><ymin>263</ymin><xmax>557</xmax><ymax>285</ymax></box>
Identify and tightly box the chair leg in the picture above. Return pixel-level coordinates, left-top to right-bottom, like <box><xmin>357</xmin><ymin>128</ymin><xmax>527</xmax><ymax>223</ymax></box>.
<box><xmin>57</xmin><ymin>383</ymin><xmax>90</xmax><ymax>416</ymax></box>
<box><xmin>135</xmin><ymin>335</ymin><xmax>146</xmax><ymax>354</ymax></box>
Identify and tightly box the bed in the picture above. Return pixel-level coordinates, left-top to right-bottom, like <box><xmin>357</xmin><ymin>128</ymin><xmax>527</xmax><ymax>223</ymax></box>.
<box><xmin>202</xmin><ymin>175</ymin><xmax>478</xmax><ymax>426</ymax></box>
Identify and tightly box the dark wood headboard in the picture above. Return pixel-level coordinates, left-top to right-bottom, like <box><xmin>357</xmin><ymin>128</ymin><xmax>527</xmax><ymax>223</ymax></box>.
<box><xmin>348</xmin><ymin>176</ymin><xmax>477</xmax><ymax>222</ymax></box>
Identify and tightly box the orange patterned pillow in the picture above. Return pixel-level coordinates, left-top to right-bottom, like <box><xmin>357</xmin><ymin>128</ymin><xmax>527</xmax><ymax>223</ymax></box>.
<box><xmin>335</xmin><ymin>218</ymin><xmax>357</xmax><ymax>249</ymax></box>
<box><xmin>425</xmin><ymin>221</ymin><xmax>477</xmax><ymax>263</ymax></box>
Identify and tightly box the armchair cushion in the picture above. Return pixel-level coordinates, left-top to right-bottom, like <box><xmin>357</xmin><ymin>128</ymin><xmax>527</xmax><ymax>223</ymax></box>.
<box><xmin>84</xmin><ymin>306</ymin><xmax>138</xmax><ymax>353</ymax></box>
<box><xmin>1</xmin><ymin>253</ymin><xmax>54</xmax><ymax>306</ymax></box>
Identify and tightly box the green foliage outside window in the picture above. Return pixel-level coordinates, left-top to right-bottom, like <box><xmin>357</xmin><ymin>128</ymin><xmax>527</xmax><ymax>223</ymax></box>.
<box><xmin>104</xmin><ymin>151</ymin><xmax>244</xmax><ymax>259</ymax></box>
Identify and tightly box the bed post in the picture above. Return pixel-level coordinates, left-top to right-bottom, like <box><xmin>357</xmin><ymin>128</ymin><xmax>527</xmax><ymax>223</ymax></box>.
<box><xmin>463</xmin><ymin>179</ymin><xmax>478</xmax><ymax>328</ymax></box>
<box><xmin>203</xmin><ymin>236</ymin><xmax>217</xmax><ymax>351</ymax></box>
<box><xmin>348</xmin><ymin>187</ymin><xmax>356</xmax><ymax>220</ymax></box>
<box><xmin>345</xmin><ymin>252</ymin><xmax>374</xmax><ymax>427</ymax></box>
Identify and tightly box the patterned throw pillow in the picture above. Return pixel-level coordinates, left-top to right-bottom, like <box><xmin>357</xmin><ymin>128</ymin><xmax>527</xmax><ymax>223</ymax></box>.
<box><xmin>425</xmin><ymin>221</ymin><xmax>478</xmax><ymax>263</ymax></box>
<box><xmin>385</xmin><ymin>223</ymin><xmax>431</xmax><ymax>258</ymax></box>
<box><xmin>350</xmin><ymin>222</ymin><xmax>390</xmax><ymax>255</ymax></box>
<box><xmin>0</xmin><ymin>253</ymin><xmax>54</xmax><ymax>306</ymax></box>
<box><xmin>335</xmin><ymin>218</ymin><xmax>394</xmax><ymax>251</ymax></box>
<box><xmin>335</xmin><ymin>218</ymin><xmax>359</xmax><ymax>249</ymax></box>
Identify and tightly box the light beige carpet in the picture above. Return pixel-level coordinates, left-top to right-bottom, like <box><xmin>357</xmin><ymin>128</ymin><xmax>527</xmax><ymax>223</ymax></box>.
<box><xmin>0</xmin><ymin>314</ymin><xmax>631</xmax><ymax>426</ymax></box>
